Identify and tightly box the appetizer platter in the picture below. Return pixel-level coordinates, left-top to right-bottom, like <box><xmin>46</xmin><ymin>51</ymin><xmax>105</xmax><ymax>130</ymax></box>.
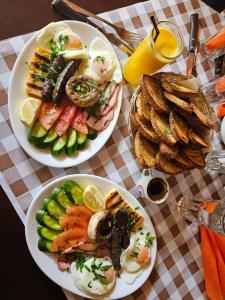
<box><xmin>8</xmin><ymin>21</ymin><xmax>122</xmax><ymax>168</ymax></box>
<box><xmin>25</xmin><ymin>174</ymin><xmax>156</xmax><ymax>299</ymax></box>
<box><xmin>129</xmin><ymin>72</ymin><xmax>215</xmax><ymax>175</ymax></box>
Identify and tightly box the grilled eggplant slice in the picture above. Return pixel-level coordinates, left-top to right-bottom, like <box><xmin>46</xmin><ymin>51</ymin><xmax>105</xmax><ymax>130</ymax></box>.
<box><xmin>156</xmin><ymin>152</ymin><xmax>184</xmax><ymax>175</ymax></box>
<box><xmin>164</xmin><ymin>92</ymin><xmax>192</xmax><ymax>113</ymax></box>
<box><xmin>161</xmin><ymin>80</ymin><xmax>198</xmax><ymax>98</ymax></box>
<box><xmin>142</xmin><ymin>75</ymin><xmax>169</xmax><ymax>113</ymax></box>
<box><xmin>135</xmin><ymin>113</ymin><xmax>159</xmax><ymax>143</ymax></box>
<box><xmin>150</xmin><ymin>107</ymin><xmax>177</xmax><ymax>145</ymax></box>
<box><xmin>182</xmin><ymin>146</ymin><xmax>205</xmax><ymax>168</ymax></box>
<box><xmin>134</xmin><ymin>131</ymin><xmax>146</xmax><ymax>167</ymax></box>
<box><xmin>169</xmin><ymin>111</ymin><xmax>189</xmax><ymax>144</ymax></box>
<box><xmin>159</xmin><ymin>143</ymin><xmax>178</xmax><ymax>160</ymax></box>
<box><xmin>139</xmin><ymin>135</ymin><xmax>156</xmax><ymax>168</ymax></box>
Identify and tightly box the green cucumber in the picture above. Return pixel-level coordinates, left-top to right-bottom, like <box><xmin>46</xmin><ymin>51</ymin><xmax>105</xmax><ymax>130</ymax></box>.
<box><xmin>28</xmin><ymin>120</ymin><xmax>48</xmax><ymax>144</ymax></box>
<box><xmin>37</xmin><ymin>225</ymin><xmax>61</xmax><ymax>241</ymax></box>
<box><xmin>77</xmin><ymin>132</ymin><xmax>87</xmax><ymax>150</ymax></box>
<box><xmin>52</xmin><ymin>187</ymin><xmax>73</xmax><ymax>209</ymax></box>
<box><xmin>38</xmin><ymin>237</ymin><xmax>52</xmax><ymax>252</ymax></box>
<box><xmin>36</xmin><ymin>210</ymin><xmax>62</xmax><ymax>231</ymax></box>
<box><xmin>51</xmin><ymin>132</ymin><xmax>67</xmax><ymax>156</ymax></box>
<box><xmin>87</xmin><ymin>129</ymin><xmax>97</xmax><ymax>140</ymax></box>
<box><xmin>42</xmin><ymin>197</ymin><xmax>65</xmax><ymax>220</ymax></box>
<box><xmin>42</xmin><ymin>127</ymin><xmax>58</xmax><ymax>146</ymax></box>
<box><xmin>65</xmin><ymin>128</ymin><xmax>77</xmax><ymax>156</ymax></box>
<box><xmin>62</xmin><ymin>180</ymin><xmax>84</xmax><ymax>205</ymax></box>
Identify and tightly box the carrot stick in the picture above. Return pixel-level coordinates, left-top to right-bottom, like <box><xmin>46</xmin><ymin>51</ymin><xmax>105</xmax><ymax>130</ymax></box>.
<box><xmin>205</xmin><ymin>28</ymin><xmax>225</xmax><ymax>51</ymax></box>
<box><xmin>200</xmin><ymin>226</ymin><xmax>223</xmax><ymax>300</ymax></box>
<box><xmin>213</xmin><ymin>231</ymin><xmax>225</xmax><ymax>263</ymax></box>
<box><xmin>216</xmin><ymin>77</ymin><xmax>225</xmax><ymax>93</ymax></box>
<box><xmin>214</xmin><ymin>104</ymin><xmax>225</xmax><ymax>118</ymax></box>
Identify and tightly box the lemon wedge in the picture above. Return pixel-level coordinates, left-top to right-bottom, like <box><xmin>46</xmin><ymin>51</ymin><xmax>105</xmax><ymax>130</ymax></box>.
<box><xmin>83</xmin><ymin>185</ymin><xmax>105</xmax><ymax>212</ymax></box>
<box><xmin>19</xmin><ymin>97</ymin><xmax>41</xmax><ymax>128</ymax></box>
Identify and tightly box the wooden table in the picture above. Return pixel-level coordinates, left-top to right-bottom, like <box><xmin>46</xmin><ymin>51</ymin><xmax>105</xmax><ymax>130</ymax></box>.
<box><xmin>0</xmin><ymin>2</ymin><xmax>138</xmax><ymax>299</ymax></box>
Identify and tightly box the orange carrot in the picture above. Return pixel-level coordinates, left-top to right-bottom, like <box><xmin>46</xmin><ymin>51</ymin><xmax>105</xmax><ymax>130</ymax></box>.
<box><xmin>216</xmin><ymin>77</ymin><xmax>225</xmax><ymax>93</ymax></box>
<box><xmin>200</xmin><ymin>226</ymin><xmax>223</xmax><ymax>300</ymax></box>
<box><xmin>213</xmin><ymin>231</ymin><xmax>225</xmax><ymax>263</ymax></box>
<box><xmin>214</xmin><ymin>104</ymin><xmax>225</xmax><ymax>118</ymax></box>
<box><xmin>205</xmin><ymin>28</ymin><xmax>225</xmax><ymax>51</ymax></box>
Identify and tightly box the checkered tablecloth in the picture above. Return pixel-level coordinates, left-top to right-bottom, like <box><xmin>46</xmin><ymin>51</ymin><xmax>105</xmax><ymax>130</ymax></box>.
<box><xmin>1</xmin><ymin>0</ymin><xmax>225</xmax><ymax>299</ymax></box>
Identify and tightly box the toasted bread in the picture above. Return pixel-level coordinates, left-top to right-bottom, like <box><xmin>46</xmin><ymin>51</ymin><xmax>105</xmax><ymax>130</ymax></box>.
<box><xmin>159</xmin><ymin>143</ymin><xmax>178</xmax><ymax>160</ymax></box>
<box><xmin>152</xmin><ymin>72</ymin><xmax>186</xmax><ymax>84</ymax></box>
<box><xmin>164</xmin><ymin>92</ymin><xmax>192</xmax><ymax>113</ymax></box>
<box><xmin>136</xmin><ymin>92</ymin><xmax>145</xmax><ymax>121</ymax></box>
<box><xmin>134</xmin><ymin>131</ymin><xmax>146</xmax><ymax>167</ymax></box>
<box><xmin>139</xmin><ymin>84</ymin><xmax>152</xmax><ymax>121</ymax></box>
<box><xmin>135</xmin><ymin>113</ymin><xmax>159</xmax><ymax>143</ymax></box>
<box><xmin>130</xmin><ymin>113</ymin><xmax>139</xmax><ymax>129</ymax></box>
<box><xmin>182</xmin><ymin>146</ymin><xmax>206</xmax><ymax>168</ymax></box>
<box><xmin>173</xmin><ymin>152</ymin><xmax>193</xmax><ymax>169</ymax></box>
<box><xmin>142</xmin><ymin>75</ymin><xmax>170</xmax><ymax>113</ymax></box>
<box><xmin>162</xmin><ymin>80</ymin><xmax>198</xmax><ymax>98</ymax></box>
<box><xmin>188</xmin><ymin>128</ymin><xmax>208</xmax><ymax>148</ymax></box>
<box><xmin>105</xmin><ymin>189</ymin><xmax>144</xmax><ymax>229</ymax></box>
<box><xmin>150</xmin><ymin>107</ymin><xmax>177</xmax><ymax>145</ymax></box>
<box><xmin>139</xmin><ymin>135</ymin><xmax>156</xmax><ymax>168</ymax></box>
<box><xmin>156</xmin><ymin>152</ymin><xmax>184</xmax><ymax>175</ymax></box>
<box><xmin>169</xmin><ymin>111</ymin><xmax>189</xmax><ymax>144</ymax></box>
<box><xmin>191</xmin><ymin>104</ymin><xmax>215</xmax><ymax>129</ymax></box>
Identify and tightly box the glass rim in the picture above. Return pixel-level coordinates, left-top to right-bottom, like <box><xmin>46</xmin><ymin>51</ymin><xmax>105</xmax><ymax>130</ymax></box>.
<box><xmin>150</xmin><ymin>20</ymin><xmax>184</xmax><ymax>60</ymax></box>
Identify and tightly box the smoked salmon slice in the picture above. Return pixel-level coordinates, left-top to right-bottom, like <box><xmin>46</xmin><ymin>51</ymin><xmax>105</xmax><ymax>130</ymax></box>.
<box><xmin>205</xmin><ymin>28</ymin><xmax>225</xmax><ymax>51</ymax></box>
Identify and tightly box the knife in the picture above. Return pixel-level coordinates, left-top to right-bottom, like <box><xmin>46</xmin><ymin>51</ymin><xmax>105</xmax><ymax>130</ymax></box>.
<box><xmin>51</xmin><ymin>0</ymin><xmax>134</xmax><ymax>56</ymax></box>
<box><xmin>186</xmin><ymin>14</ymin><xmax>199</xmax><ymax>78</ymax></box>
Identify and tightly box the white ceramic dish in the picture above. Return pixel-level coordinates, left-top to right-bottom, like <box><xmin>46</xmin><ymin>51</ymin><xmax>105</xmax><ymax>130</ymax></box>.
<box><xmin>25</xmin><ymin>174</ymin><xmax>157</xmax><ymax>299</ymax></box>
<box><xmin>8</xmin><ymin>21</ymin><xmax>122</xmax><ymax>168</ymax></box>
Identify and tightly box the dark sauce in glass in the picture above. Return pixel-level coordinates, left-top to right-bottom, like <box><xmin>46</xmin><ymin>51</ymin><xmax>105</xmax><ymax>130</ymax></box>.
<box><xmin>147</xmin><ymin>178</ymin><xmax>168</xmax><ymax>201</ymax></box>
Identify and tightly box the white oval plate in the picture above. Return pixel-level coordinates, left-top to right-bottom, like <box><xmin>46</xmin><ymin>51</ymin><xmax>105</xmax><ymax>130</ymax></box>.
<box><xmin>8</xmin><ymin>21</ymin><xmax>122</xmax><ymax>168</ymax></box>
<box><xmin>25</xmin><ymin>174</ymin><xmax>157</xmax><ymax>299</ymax></box>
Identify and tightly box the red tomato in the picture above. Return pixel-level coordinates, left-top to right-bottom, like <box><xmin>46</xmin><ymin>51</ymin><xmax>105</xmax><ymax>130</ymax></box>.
<box><xmin>55</xmin><ymin>104</ymin><xmax>77</xmax><ymax>136</ymax></box>
<box><xmin>39</xmin><ymin>102</ymin><xmax>64</xmax><ymax>130</ymax></box>
<box><xmin>71</xmin><ymin>109</ymin><xmax>88</xmax><ymax>134</ymax></box>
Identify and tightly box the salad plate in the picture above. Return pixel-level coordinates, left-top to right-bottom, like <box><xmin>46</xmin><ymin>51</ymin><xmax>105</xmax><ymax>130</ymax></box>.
<box><xmin>8</xmin><ymin>21</ymin><xmax>122</xmax><ymax>168</ymax></box>
<box><xmin>25</xmin><ymin>174</ymin><xmax>157</xmax><ymax>299</ymax></box>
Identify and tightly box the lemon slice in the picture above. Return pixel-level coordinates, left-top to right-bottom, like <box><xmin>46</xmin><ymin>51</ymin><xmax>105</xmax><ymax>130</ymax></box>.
<box><xmin>19</xmin><ymin>97</ymin><xmax>41</xmax><ymax>128</ymax></box>
<box><xmin>83</xmin><ymin>185</ymin><xmax>105</xmax><ymax>212</ymax></box>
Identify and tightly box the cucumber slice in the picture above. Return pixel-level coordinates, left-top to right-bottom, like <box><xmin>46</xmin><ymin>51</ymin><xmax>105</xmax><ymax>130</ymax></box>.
<box><xmin>42</xmin><ymin>197</ymin><xmax>65</xmax><ymax>220</ymax></box>
<box><xmin>52</xmin><ymin>187</ymin><xmax>73</xmax><ymax>209</ymax></box>
<box><xmin>87</xmin><ymin>129</ymin><xmax>98</xmax><ymax>140</ymax></box>
<box><xmin>28</xmin><ymin>120</ymin><xmax>47</xmax><ymax>144</ymax></box>
<box><xmin>38</xmin><ymin>237</ymin><xmax>52</xmax><ymax>252</ymax></box>
<box><xmin>51</xmin><ymin>132</ymin><xmax>67</xmax><ymax>156</ymax></box>
<box><xmin>37</xmin><ymin>225</ymin><xmax>61</xmax><ymax>241</ymax></box>
<box><xmin>36</xmin><ymin>210</ymin><xmax>62</xmax><ymax>231</ymax></box>
<box><xmin>62</xmin><ymin>180</ymin><xmax>84</xmax><ymax>205</ymax></box>
<box><xmin>66</xmin><ymin>128</ymin><xmax>77</xmax><ymax>156</ymax></box>
<box><xmin>77</xmin><ymin>132</ymin><xmax>87</xmax><ymax>150</ymax></box>
<box><xmin>43</xmin><ymin>127</ymin><xmax>58</xmax><ymax>146</ymax></box>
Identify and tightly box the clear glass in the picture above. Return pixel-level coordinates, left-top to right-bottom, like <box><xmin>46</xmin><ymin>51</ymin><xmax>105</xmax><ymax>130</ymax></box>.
<box><xmin>177</xmin><ymin>196</ymin><xmax>225</xmax><ymax>235</ymax></box>
<box><xmin>206</xmin><ymin>151</ymin><xmax>225</xmax><ymax>173</ymax></box>
<box><xmin>122</xmin><ymin>21</ymin><xmax>184</xmax><ymax>85</ymax></box>
<box><xmin>200</xmin><ymin>75</ymin><xmax>225</xmax><ymax>107</ymax></box>
<box><xmin>201</xmin><ymin>30</ymin><xmax>225</xmax><ymax>61</ymax></box>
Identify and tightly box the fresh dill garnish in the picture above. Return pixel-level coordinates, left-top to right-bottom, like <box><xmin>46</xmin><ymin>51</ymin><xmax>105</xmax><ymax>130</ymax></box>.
<box><xmin>75</xmin><ymin>254</ymin><xmax>86</xmax><ymax>273</ymax></box>
<box><xmin>134</xmin><ymin>206</ymin><xmax>140</xmax><ymax>211</ymax></box>
<box><xmin>93</xmin><ymin>271</ymin><xmax>108</xmax><ymax>285</ymax></box>
<box><xmin>88</xmin><ymin>281</ymin><xmax>92</xmax><ymax>288</ymax></box>
<box><xmin>99</xmin><ymin>264</ymin><xmax>112</xmax><ymax>272</ymax></box>
<box><xmin>84</xmin><ymin>265</ymin><xmax>91</xmax><ymax>272</ymax></box>
<box><xmin>145</xmin><ymin>232</ymin><xmax>155</xmax><ymax>248</ymax></box>
<box><xmin>95</xmin><ymin>56</ymin><xmax>105</xmax><ymax>63</ymax></box>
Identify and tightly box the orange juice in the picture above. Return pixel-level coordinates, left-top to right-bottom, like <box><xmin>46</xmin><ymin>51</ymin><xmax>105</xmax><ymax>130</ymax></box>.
<box><xmin>123</xmin><ymin>22</ymin><xmax>183</xmax><ymax>85</ymax></box>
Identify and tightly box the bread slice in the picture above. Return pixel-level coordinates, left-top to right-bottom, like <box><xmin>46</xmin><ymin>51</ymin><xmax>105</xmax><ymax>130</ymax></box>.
<box><xmin>153</xmin><ymin>72</ymin><xmax>186</xmax><ymax>84</ymax></box>
<box><xmin>150</xmin><ymin>107</ymin><xmax>177</xmax><ymax>145</ymax></box>
<box><xmin>135</xmin><ymin>113</ymin><xmax>159</xmax><ymax>143</ymax></box>
<box><xmin>156</xmin><ymin>152</ymin><xmax>184</xmax><ymax>175</ymax></box>
<box><xmin>191</xmin><ymin>104</ymin><xmax>215</xmax><ymax>129</ymax></box>
<box><xmin>162</xmin><ymin>80</ymin><xmax>198</xmax><ymax>98</ymax></box>
<box><xmin>139</xmin><ymin>135</ymin><xmax>156</xmax><ymax>168</ymax></box>
<box><xmin>134</xmin><ymin>131</ymin><xmax>146</xmax><ymax>167</ymax></box>
<box><xmin>105</xmin><ymin>189</ymin><xmax>144</xmax><ymax>229</ymax></box>
<box><xmin>169</xmin><ymin>111</ymin><xmax>189</xmax><ymax>144</ymax></box>
<box><xmin>173</xmin><ymin>152</ymin><xmax>194</xmax><ymax>169</ymax></box>
<box><xmin>136</xmin><ymin>92</ymin><xmax>145</xmax><ymax>121</ymax></box>
<box><xmin>139</xmin><ymin>83</ymin><xmax>152</xmax><ymax>121</ymax></box>
<box><xmin>159</xmin><ymin>143</ymin><xmax>178</xmax><ymax>160</ymax></box>
<box><xmin>182</xmin><ymin>146</ymin><xmax>206</xmax><ymax>168</ymax></box>
<box><xmin>142</xmin><ymin>75</ymin><xmax>170</xmax><ymax>113</ymax></box>
<box><xmin>188</xmin><ymin>128</ymin><xmax>208</xmax><ymax>148</ymax></box>
<box><xmin>164</xmin><ymin>92</ymin><xmax>193</xmax><ymax>113</ymax></box>
<box><xmin>130</xmin><ymin>113</ymin><xmax>139</xmax><ymax>129</ymax></box>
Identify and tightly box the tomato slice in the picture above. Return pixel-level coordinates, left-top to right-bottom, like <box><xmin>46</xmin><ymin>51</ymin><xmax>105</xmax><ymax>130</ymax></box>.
<box><xmin>71</xmin><ymin>109</ymin><xmax>88</xmax><ymax>134</ymax></box>
<box><xmin>55</xmin><ymin>104</ymin><xmax>77</xmax><ymax>136</ymax></box>
<box><xmin>39</xmin><ymin>102</ymin><xmax>65</xmax><ymax>130</ymax></box>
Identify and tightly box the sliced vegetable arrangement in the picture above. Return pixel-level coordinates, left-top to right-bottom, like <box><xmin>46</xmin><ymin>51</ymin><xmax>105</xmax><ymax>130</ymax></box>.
<box><xmin>20</xmin><ymin>22</ymin><xmax>122</xmax><ymax>158</ymax></box>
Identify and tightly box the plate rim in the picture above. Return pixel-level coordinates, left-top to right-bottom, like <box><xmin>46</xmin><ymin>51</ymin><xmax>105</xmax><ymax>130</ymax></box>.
<box><xmin>25</xmin><ymin>174</ymin><xmax>157</xmax><ymax>299</ymax></box>
<box><xmin>8</xmin><ymin>20</ymin><xmax>123</xmax><ymax>168</ymax></box>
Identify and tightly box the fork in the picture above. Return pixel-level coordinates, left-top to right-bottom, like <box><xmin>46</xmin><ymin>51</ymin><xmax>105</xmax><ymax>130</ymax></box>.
<box><xmin>61</xmin><ymin>0</ymin><xmax>144</xmax><ymax>45</ymax></box>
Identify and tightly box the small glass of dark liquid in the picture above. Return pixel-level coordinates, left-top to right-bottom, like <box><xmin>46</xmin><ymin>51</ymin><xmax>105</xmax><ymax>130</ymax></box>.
<box><xmin>147</xmin><ymin>178</ymin><xmax>168</xmax><ymax>202</ymax></box>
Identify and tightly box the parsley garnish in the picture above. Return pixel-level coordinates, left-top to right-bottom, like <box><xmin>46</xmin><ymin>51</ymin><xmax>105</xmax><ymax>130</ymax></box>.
<box><xmin>88</xmin><ymin>281</ymin><xmax>92</xmax><ymax>288</ymax></box>
<box><xmin>134</xmin><ymin>206</ymin><xmax>140</xmax><ymax>211</ymax></box>
<box><xmin>75</xmin><ymin>254</ymin><xmax>86</xmax><ymax>273</ymax></box>
<box><xmin>145</xmin><ymin>232</ymin><xmax>155</xmax><ymax>248</ymax></box>
<box><xmin>95</xmin><ymin>56</ymin><xmax>105</xmax><ymax>63</ymax></box>
<box><xmin>48</xmin><ymin>34</ymin><xmax>69</xmax><ymax>59</ymax></box>
<box><xmin>32</xmin><ymin>73</ymin><xmax>47</xmax><ymax>82</ymax></box>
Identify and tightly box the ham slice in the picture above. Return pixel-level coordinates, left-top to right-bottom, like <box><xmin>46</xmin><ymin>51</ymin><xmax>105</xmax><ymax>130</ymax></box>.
<box><xmin>55</xmin><ymin>104</ymin><xmax>77</xmax><ymax>136</ymax></box>
<box><xmin>101</xmin><ymin>84</ymin><xmax>121</xmax><ymax>116</ymax></box>
<box><xmin>92</xmin><ymin>109</ymin><xmax>114</xmax><ymax>131</ymax></box>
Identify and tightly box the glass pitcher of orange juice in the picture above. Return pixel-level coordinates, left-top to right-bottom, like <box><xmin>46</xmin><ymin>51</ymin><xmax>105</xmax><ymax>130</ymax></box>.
<box><xmin>123</xmin><ymin>21</ymin><xmax>184</xmax><ymax>85</ymax></box>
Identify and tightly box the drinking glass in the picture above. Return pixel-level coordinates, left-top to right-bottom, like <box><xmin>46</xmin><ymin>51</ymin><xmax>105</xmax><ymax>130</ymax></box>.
<box><xmin>206</xmin><ymin>151</ymin><xmax>225</xmax><ymax>173</ymax></box>
<box><xmin>200</xmin><ymin>75</ymin><xmax>225</xmax><ymax>107</ymax></box>
<box><xmin>177</xmin><ymin>196</ymin><xmax>225</xmax><ymax>235</ymax></box>
<box><xmin>201</xmin><ymin>30</ymin><xmax>225</xmax><ymax>61</ymax></box>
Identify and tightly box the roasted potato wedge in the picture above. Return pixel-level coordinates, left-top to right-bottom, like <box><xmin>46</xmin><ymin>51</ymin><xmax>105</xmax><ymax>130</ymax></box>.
<box><xmin>173</xmin><ymin>152</ymin><xmax>194</xmax><ymax>169</ymax></box>
<box><xmin>169</xmin><ymin>111</ymin><xmax>189</xmax><ymax>144</ymax></box>
<box><xmin>140</xmin><ymin>135</ymin><xmax>156</xmax><ymax>168</ymax></box>
<box><xmin>159</xmin><ymin>143</ymin><xmax>178</xmax><ymax>160</ymax></box>
<box><xmin>136</xmin><ymin>92</ymin><xmax>145</xmax><ymax>121</ymax></box>
<box><xmin>156</xmin><ymin>152</ymin><xmax>185</xmax><ymax>175</ymax></box>
<box><xmin>150</xmin><ymin>107</ymin><xmax>177</xmax><ymax>145</ymax></box>
<box><xmin>139</xmin><ymin>83</ymin><xmax>152</xmax><ymax>121</ymax></box>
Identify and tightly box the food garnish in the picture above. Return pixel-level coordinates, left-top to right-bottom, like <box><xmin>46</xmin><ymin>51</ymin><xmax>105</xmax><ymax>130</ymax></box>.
<box><xmin>19</xmin><ymin>97</ymin><xmax>41</xmax><ymax>128</ymax></box>
<box><xmin>83</xmin><ymin>185</ymin><xmax>105</xmax><ymax>212</ymax></box>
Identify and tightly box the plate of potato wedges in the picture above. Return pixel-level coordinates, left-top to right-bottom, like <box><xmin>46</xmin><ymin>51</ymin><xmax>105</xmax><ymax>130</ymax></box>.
<box><xmin>128</xmin><ymin>72</ymin><xmax>215</xmax><ymax>175</ymax></box>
